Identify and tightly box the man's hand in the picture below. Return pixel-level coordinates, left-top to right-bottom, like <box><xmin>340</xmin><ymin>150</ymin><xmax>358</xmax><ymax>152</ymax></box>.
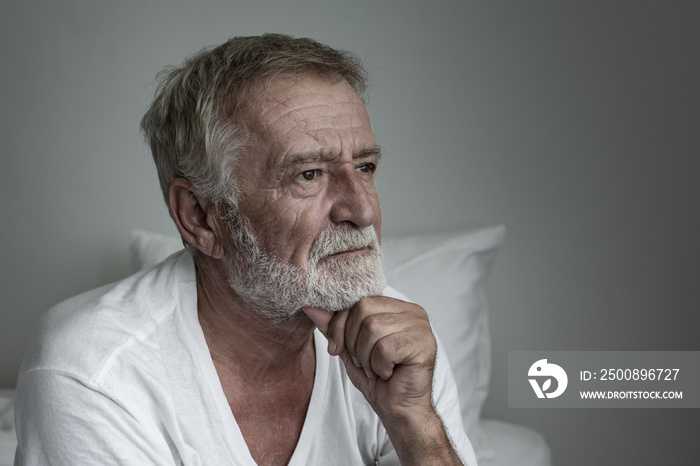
<box><xmin>304</xmin><ymin>297</ymin><xmax>464</xmax><ymax>465</ymax></box>
<box><xmin>304</xmin><ymin>296</ymin><xmax>436</xmax><ymax>421</ymax></box>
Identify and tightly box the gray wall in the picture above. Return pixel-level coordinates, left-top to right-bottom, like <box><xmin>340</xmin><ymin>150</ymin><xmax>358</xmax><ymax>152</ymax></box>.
<box><xmin>2</xmin><ymin>1</ymin><xmax>698</xmax><ymax>465</ymax></box>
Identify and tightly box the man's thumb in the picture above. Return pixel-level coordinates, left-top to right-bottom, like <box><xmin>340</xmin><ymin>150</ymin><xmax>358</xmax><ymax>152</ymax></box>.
<box><xmin>302</xmin><ymin>306</ymin><xmax>334</xmax><ymax>335</ymax></box>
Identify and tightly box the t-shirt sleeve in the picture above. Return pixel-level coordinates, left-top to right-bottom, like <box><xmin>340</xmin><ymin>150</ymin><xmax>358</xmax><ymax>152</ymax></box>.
<box><xmin>15</xmin><ymin>370</ymin><xmax>177</xmax><ymax>465</ymax></box>
<box><xmin>431</xmin><ymin>335</ymin><xmax>478</xmax><ymax>466</ymax></box>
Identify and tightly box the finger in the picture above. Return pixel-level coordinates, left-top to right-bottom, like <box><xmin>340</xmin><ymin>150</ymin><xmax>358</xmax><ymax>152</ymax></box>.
<box><xmin>325</xmin><ymin>308</ymin><xmax>350</xmax><ymax>356</ymax></box>
<box><xmin>339</xmin><ymin>348</ymin><xmax>376</xmax><ymax>393</ymax></box>
<box><xmin>343</xmin><ymin>298</ymin><xmax>373</xmax><ymax>362</ymax></box>
<box><xmin>369</xmin><ymin>333</ymin><xmax>412</xmax><ymax>381</ymax></box>
<box><xmin>355</xmin><ymin>312</ymin><xmax>407</xmax><ymax>379</ymax></box>
<box><xmin>302</xmin><ymin>307</ymin><xmax>349</xmax><ymax>356</ymax></box>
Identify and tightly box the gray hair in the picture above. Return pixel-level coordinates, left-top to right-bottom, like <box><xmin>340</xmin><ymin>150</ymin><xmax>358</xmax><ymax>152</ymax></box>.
<box><xmin>140</xmin><ymin>33</ymin><xmax>370</xmax><ymax>211</ymax></box>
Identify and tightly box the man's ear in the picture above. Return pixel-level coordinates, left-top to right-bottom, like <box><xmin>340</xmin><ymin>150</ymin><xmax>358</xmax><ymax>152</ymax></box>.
<box><xmin>167</xmin><ymin>178</ymin><xmax>226</xmax><ymax>259</ymax></box>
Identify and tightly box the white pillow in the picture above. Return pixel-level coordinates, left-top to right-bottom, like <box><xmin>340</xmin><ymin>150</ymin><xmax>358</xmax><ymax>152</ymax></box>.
<box><xmin>129</xmin><ymin>226</ymin><xmax>505</xmax><ymax>449</ymax></box>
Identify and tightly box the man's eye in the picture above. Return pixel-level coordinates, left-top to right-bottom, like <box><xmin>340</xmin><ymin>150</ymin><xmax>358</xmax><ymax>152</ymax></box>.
<box><xmin>296</xmin><ymin>170</ymin><xmax>319</xmax><ymax>181</ymax></box>
<box><xmin>357</xmin><ymin>163</ymin><xmax>376</xmax><ymax>173</ymax></box>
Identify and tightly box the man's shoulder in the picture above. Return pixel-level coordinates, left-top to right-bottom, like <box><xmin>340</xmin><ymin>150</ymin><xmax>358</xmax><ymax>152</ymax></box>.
<box><xmin>19</xmin><ymin>251</ymin><xmax>196</xmax><ymax>384</ymax></box>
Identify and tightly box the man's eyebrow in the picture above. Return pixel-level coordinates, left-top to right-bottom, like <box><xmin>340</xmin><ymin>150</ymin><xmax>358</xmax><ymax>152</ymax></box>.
<box><xmin>355</xmin><ymin>145</ymin><xmax>383</xmax><ymax>161</ymax></box>
<box><xmin>285</xmin><ymin>145</ymin><xmax>383</xmax><ymax>167</ymax></box>
<box><xmin>271</xmin><ymin>153</ymin><xmax>331</xmax><ymax>181</ymax></box>
<box><xmin>286</xmin><ymin>152</ymin><xmax>335</xmax><ymax>167</ymax></box>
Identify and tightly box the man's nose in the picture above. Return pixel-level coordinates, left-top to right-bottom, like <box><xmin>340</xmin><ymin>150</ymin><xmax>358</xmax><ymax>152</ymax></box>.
<box><xmin>328</xmin><ymin>168</ymin><xmax>379</xmax><ymax>228</ymax></box>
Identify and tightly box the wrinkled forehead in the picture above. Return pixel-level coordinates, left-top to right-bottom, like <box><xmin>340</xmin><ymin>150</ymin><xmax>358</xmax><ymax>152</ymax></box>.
<box><xmin>243</xmin><ymin>75</ymin><xmax>367</xmax><ymax>127</ymax></box>
<box><xmin>238</xmin><ymin>75</ymin><xmax>374</xmax><ymax>161</ymax></box>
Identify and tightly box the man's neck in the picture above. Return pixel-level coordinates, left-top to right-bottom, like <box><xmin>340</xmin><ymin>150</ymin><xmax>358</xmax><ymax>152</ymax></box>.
<box><xmin>193</xmin><ymin>255</ymin><xmax>317</xmax><ymax>381</ymax></box>
<box><xmin>193</xmin><ymin>256</ymin><xmax>317</xmax><ymax>466</ymax></box>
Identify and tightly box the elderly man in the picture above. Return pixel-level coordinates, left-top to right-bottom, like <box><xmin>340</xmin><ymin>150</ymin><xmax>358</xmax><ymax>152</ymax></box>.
<box><xmin>15</xmin><ymin>34</ymin><xmax>477</xmax><ymax>465</ymax></box>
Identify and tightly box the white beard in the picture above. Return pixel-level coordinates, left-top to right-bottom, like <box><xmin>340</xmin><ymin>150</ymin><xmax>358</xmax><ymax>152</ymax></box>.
<box><xmin>224</xmin><ymin>217</ymin><xmax>386</xmax><ymax>323</ymax></box>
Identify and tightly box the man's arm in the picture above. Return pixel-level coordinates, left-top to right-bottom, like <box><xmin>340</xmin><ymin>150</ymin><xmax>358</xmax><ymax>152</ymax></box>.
<box><xmin>304</xmin><ymin>297</ymin><xmax>469</xmax><ymax>466</ymax></box>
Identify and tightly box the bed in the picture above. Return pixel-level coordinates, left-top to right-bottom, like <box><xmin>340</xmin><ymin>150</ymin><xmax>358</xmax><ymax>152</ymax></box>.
<box><xmin>1</xmin><ymin>226</ymin><xmax>550</xmax><ymax>466</ymax></box>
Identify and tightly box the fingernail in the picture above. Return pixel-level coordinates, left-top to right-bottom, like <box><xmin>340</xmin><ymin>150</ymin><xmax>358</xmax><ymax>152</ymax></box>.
<box><xmin>352</xmin><ymin>356</ymin><xmax>361</xmax><ymax>368</ymax></box>
<box><xmin>327</xmin><ymin>338</ymin><xmax>336</xmax><ymax>354</ymax></box>
<box><xmin>365</xmin><ymin>368</ymin><xmax>374</xmax><ymax>379</ymax></box>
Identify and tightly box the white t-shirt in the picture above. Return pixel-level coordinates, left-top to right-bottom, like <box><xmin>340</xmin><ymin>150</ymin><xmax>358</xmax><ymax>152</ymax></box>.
<box><xmin>15</xmin><ymin>251</ymin><xmax>477</xmax><ymax>465</ymax></box>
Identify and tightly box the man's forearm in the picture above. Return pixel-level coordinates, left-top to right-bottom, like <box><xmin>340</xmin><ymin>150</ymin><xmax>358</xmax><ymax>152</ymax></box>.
<box><xmin>382</xmin><ymin>407</ymin><xmax>464</xmax><ymax>466</ymax></box>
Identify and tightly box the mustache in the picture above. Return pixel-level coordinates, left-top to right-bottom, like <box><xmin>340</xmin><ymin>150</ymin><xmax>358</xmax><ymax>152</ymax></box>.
<box><xmin>309</xmin><ymin>225</ymin><xmax>380</xmax><ymax>263</ymax></box>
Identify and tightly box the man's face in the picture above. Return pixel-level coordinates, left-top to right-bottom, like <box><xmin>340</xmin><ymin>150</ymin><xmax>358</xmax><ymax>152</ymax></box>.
<box><xmin>223</xmin><ymin>75</ymin><xmax>385</xmax><ymax>320</ymax></box>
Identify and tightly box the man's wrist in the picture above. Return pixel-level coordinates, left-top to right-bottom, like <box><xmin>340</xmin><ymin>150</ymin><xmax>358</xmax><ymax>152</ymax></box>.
<box><xmin>382</xmin><ymin>406</ymin><xmax>463</xmax><ymax>466</ymax></box>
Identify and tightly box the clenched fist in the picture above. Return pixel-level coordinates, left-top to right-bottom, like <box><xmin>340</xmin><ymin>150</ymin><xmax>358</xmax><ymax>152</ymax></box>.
<box><xmin>305</xmin><ymin>297</ymin><xmax>436</xmax><ymax>421</ymax></box>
